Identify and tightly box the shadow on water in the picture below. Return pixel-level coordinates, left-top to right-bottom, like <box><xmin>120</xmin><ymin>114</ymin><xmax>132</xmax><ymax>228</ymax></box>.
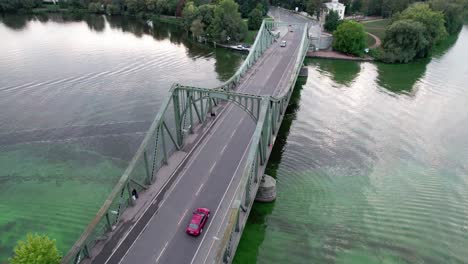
<box><xmin>376</xmin><ymin>34</ymin><xmax>459</xmax><ymax>95</ymax></box>
<box><xmin>265</xmin><ymin>76</ymin><xmax>306</xmax><ymax>178</ymax></box>
<box><xmin>233</xmin><ymin>76</ymin><xmax>307</xmax><ymax>264</ymax></box>
<box><xmin>310</xmin><ymin>58</ymin><xmax>361</xmax><ymax>86</ymax></box>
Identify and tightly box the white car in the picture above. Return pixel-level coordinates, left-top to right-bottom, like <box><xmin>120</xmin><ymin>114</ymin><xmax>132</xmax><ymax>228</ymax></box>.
<box><xmin>280</xmin><ymin>41</ymin><xmax>286</xmax><ymax>47</ymax></box>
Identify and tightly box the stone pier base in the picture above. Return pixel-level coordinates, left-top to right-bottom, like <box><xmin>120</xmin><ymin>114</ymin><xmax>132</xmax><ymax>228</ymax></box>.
<box><xmin>255</xmin><ymin>175</ymin><xmax>277</xmax><ymax>202</ymax></box>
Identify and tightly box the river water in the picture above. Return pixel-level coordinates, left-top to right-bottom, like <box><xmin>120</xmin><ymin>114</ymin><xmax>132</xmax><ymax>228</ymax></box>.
<box><xmin>235</xmin><ymin>27</ymin><xmax>468</xmax><ymax>264</ymax></box>
<box><xmin>1</xmin><ymin>14</ymin><xmax>467</xmax><ymax>264</ymax></box>
<box><xmin>0</xmin><ymin>14</ymin><xmax>242</xmax><ymax>262</ymax></box>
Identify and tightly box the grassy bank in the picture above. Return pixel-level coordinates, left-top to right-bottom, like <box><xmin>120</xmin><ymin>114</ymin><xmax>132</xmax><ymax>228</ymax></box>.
<box><xmin>362</xmin><ymin>19</ymin><xmax>390</xmax><ymax>42</ymax></box>
<box><xmin>152</xmin><ymin>15</ymin><xmax>183</xmax><ymax>26</ymax></box>
<box><xmin>244</xmin><ymin>30</ymin><xmax>258</xmax><ymax>44</ymax></box>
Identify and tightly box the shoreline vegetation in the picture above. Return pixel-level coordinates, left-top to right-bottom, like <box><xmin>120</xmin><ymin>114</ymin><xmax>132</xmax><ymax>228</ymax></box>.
<box><xmin>1</xmin><ymin>0</ymin><xmax>268</xmax><ymax>45</ymax></box>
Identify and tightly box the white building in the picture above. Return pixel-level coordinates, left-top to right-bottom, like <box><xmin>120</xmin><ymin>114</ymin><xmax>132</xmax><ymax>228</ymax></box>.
<box><xmin>324</xmin><ymin>0</ymin><xmax>346</xmax><ymax>20</ymax></box>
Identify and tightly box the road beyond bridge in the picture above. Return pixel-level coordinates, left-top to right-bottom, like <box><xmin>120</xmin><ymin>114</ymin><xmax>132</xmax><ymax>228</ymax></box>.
<box><xmin>63</xmin><ymin>8</ymin><xmax>311</xmax><ymax>264</ymax></box>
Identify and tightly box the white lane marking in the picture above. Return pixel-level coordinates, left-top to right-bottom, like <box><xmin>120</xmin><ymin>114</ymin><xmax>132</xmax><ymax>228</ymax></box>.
<box><xmin>112</xmin><ymin>98</ymin><xmax>241</xmax><ymax>264</ymax></box>
<box><xmin>202</xmin><ymin>142</ymin><xmax>253</xmax><ymax>263</ymax></box>
<box><xmin>209</xmin><ymin>162</ymin><xmax>217</xmax><ymax>174</ymax></box>
<box><xmin>195</xmin><ymin>183</ymin><xmax>204</xmax><ymax>197</ymax></box>
<box><xmin>190</xmin><ymin>135</ymin><xmax>254</xmax><ymax>264</ymax></box>
<box><xmin>221</xmin><ymin>144</ymin><xmax>228</xmax><ymax>154</ymax></box>
<box><xmin>178</xmin><ymin>209</ymin><xmax>189</xmax><ymax>226</ymax></box>
<box><xmin>110</xmin><ymin>18</ymin><xmax>300</xmax><ymax>264</ymax></box>
<box><xmin>155</xmin><ymin>242</ymin><xmax>168</xmax><ymax>264</ymax></box>
<box><xmin>114</xmin><ymin>91</ymin><xmax>254</xmax><ymax>263</ymax></box>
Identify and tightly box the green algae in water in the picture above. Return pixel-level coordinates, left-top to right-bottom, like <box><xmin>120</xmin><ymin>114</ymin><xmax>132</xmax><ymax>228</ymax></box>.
<box><xmin>0</xmin><ymin>143</ymin><xmax>126</xmax><ymax>263</ymax></box>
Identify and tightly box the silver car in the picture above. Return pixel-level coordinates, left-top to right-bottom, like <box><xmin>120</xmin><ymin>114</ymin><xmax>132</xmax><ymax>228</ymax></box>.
<box><xmin>280</xmin><ymin>41</ymin><xmax>286</xmax><ymax>47</ymax></box>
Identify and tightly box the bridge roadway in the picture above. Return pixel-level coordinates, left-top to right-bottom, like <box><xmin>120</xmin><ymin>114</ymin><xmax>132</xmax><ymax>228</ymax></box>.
<box><xmin>99</xmin><ymin>9</ymin><xmax>309</xmax><ymax>264</ymax></box>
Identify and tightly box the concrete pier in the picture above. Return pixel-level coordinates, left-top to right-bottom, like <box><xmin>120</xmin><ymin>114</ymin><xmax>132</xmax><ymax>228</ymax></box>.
<box><xmin>255</xmin><ymin>175</ymin><xmax>277</xmax><ymax>202</ymax></box>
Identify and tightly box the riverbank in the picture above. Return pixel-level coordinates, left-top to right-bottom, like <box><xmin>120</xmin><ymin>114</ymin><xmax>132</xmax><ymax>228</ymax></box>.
<box><xmin>307</xmin><ymin>50</ymin><xmax>374</xmax><ymax>61</ymax></box>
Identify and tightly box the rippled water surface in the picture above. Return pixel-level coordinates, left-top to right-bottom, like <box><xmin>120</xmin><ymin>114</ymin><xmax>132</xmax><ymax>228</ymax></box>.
<box><xmin>0</xmin><ymin>14</ymin><xmax>242</xmax><ymax>262</ymax></box>
<box><xmin>235</xmin><ymin>27</ymin><xmax>468</xmax><ymax>263</ymax></box>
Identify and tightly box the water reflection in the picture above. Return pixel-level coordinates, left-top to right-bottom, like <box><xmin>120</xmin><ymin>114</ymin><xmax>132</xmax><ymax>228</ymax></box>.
<box><xmin>0</xmin><ymin>14</ymin><xmax>31</xmax><ymax>30</ymax></box>
<box><xmin>376</xmin><ymin>60</ymin><xmax>428</xmax><ymax>94</ymax></box>
<box><xmin>312</xmin><ymin>58</ymin><xmax>361</xmax><ymax>86</ymax></box>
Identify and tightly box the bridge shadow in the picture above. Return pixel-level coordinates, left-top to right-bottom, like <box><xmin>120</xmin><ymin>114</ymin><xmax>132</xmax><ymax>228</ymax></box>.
<box><xmin>233</xmin><ymin>76</ymin><xmax>307</xmax><ymax>264</ymax></box>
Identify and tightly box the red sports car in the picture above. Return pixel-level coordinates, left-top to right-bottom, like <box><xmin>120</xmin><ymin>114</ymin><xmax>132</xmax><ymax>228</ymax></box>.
<box><xmin>186</xmin><ymin>208</ymin><xmax>210</xmax><ymax>236</ymax></box>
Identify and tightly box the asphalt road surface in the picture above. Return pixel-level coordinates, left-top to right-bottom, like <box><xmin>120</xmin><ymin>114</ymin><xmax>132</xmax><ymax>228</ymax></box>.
<box><xmin>100</xmin><ymin>8</ymin><xmax>307</xmax><ymax>264</ymax></box>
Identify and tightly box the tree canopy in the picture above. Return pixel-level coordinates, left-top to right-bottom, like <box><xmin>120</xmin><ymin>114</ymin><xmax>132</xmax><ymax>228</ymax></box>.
<box><xmin>395</xmin><ymin>3</ymin><xmax>447</xmax><ymax>57</ymax></box>
<box><xmin>381</xmin><ymin>19</ymin><xmax>428</xmax><ymax>63</ymax></box>
<box><xmin>9</xmin><ymin>233</ymin><xmax>61</xmax><ymax>264</ymax></box>
<box><xmin>207</xmin><ymin>0</ymin><xmax>247</xmax><ymax>42</ymax></box>
<box><xmin>248</xmin><ymin>3</ymin><xmax>263</xmax><ymax>30</ymax></box>
<box><xmin>324</xmin><ymin>10</ymin><xmax>341</xmax><ymax>32</ymax></box>
<box><xmin>332</xmin><ymin>20</ymin><xmax>367</xmax><ymax>56</ymax></box>
<box><xmin>429</xmin><ymin>0</ymin><xmax>465</xmax><ymax>35</ymax></box>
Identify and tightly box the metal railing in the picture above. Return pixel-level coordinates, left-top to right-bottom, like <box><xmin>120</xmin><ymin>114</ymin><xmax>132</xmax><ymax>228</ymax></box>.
<box><xmin>62</xmin><ymin>19</ymin><xmax>304</xmax><ymax>264</ymax></box>
<box><xmin>213</xmin><ymin>22</ymin><xmax>310</xmax><ymax>264</ymax></box>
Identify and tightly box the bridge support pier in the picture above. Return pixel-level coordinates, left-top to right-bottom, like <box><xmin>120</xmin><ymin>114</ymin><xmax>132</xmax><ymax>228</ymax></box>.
<box><xmin>255</xmin><ymin>174</ymin><xmax>277</xmax><ymax>202</ymax></box>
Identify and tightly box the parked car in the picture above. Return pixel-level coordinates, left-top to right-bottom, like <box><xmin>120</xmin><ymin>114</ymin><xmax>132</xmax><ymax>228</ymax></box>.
<box><xmin>186</xmin><ymin>208</ymin><xmax>210</xmax><ymax>236</ymax></box>
<box><xmin>280</xmin><ymin>41</ymin><xmax>287</xmax><ymax>47</ymax></box>
<box><xmin>236</xmin><ymin>44</ymin><xmax>243</xmax><ymax>50</ymax></box>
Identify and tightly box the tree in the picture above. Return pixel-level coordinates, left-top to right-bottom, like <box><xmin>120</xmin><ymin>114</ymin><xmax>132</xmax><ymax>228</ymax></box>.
<box><xmin>146</xmin><ymin>0</ymin><xmax>157</xmax><ymax>11</ymax></box>
<box><xmin>350</xmin><ymin>0</ymin><xmax>362</xmax><ymax>14</ymax></box>
<box><xmin>324</xmin><ymin>10</ymin><xmax>341</xmax><ymax>32</ymax></box>
<box><xmin>381</xmin><ymin>0</ymin><xmax>411</xmax><ymax>17</ymax></box>
<box><xmin>305</xmin><ymin>0</ymin><xmax>321</xmax><ymax>19</ymax></box>
<box><xmin>332</xmin><ymin>20</ymin><xmax>367</xmax><ymax>56</ymax></box>
<box><xmin>182</xmin><ymin>1</ymin><xmax>199</xmax><ymax>31</ymax></box>
<box><xmin>381</xmin><ymin>19</ymin><xmax>428</xmax><ymax>63</ymax></box>
<box><xmin>430</xmin><ymin>0</ymin><xmax>464</xmax><ymax>35</ymax></box>
<box><xmin>208</xmin><ymin>0</ymin><xmax>247</xmax><ymax>43</ymax></box>
<box><xmin>9</xmin><ymin>233</ymin><xmax>61</xmax><ymax>264</ymax></box>
<box><xmin>396</xmin><ymin>3</ymin><xmax>447</xmax><ymax>56</ymax></box>
<box><xmin>198</xmin><ymin>4</ymin><xmax>215</xmax><ymax>25</ymax></box>
<box><xmin>190</xmin><ymin>18</ymin><xmax>205</xmax><ymax>39</ymax></box>
<box><xmin>248</xmin><ymin>3</ymin><xmax>263</xmax><ymax>30</ymax></box>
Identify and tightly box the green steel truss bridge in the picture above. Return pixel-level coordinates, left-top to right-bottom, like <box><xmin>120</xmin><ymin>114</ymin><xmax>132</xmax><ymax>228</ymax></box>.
<box><xmin>63</xmin><ymin>14</ymin><xmax>310</xmax><ymax>264</ymax></box>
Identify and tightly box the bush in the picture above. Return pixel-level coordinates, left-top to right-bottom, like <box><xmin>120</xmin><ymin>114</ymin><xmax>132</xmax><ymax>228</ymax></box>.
<box><xmin>9</xmin><ymin>233</ymin><xmax>61</xmax><ymax>264</ymax></box>
<box><xmin>332</xmin><ymin>20</ymin><xmax>367</xmax><ymax>57</ymax></box>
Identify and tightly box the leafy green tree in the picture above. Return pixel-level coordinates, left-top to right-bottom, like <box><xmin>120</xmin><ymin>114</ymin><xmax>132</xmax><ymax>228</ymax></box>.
<box><xmin>396</xmin><ymin>3</ymin><xmax>447</xmax><ymax>56</ymax></box>
<box><xmin>106</xmin><ymin>3</ymin><xmax>121</xmax><ymax>14</ymax></box>
<box><xmin>381</xmin><ymin>0</ymin><xmax>411</xmax><ymax>17</ymax></box>
<box><xmin>182</xmin><ymin>1</ymin><xmax>199</xmax><ymax>31</ymax></box>
<box><xmin>156</xmin><ymin>0</ymin><xmax>168</xmax><ymax>14</ymax></box>
<box><xmin>146</xmin><ymin>0</ymin><xmax>157</xmax><ymax>11</ymax></box>
<box><xmin>208</xmin><ymin>0</ymin><xmax>247</xmax><ymax>42</ymax></box>
<box><xmin>190</xmin><ymin>18</ymin><xmax>205</xmax><ymax>38</ymax></box>
<box><xmin>248</xmin><ymin>3</ymin><xmax>263</xmax><ymax>30</ymax></box>
<box><xmin>9</xmin><ymin>233</ymin><xmax>61</xmax><ymax>264</ymax></box>
<box><xmin>332</xmin><ymin>20</ymin><xmax>367</xmax><ymax>56</ymax></box>
<box><xmin>430</xmin><ymin>0</ymin><xmax>464</xmax><ymax>34</ymax></box>
<box><xmin>350</xmin><ymin>0</ymin><xmax>362</xmax><ymax>14</ymax></box>
<box><xmin>305</xmin><ymin>0</ymin><xmax>321</xmax><ymax>19</ymax></box>
<box><xmin>324</xmin><ymin>10</ymin><xmax>341</xmax><ymax>32</ymax></box>
<box><xmin>198</xmin><ymin>4</ymin><xmax>215</xmax><ymax>25</ymax></box>
<box><xmin>125</xmin><ymin>0</ymin><xmax>145</xmax><ymax>15</ymax></box>
<box><xmin>382</xmin><ymin>19</ymin><xmax>428</xmax><ymax>63</ymax></box>
<box><xmin>88</xmin><ymin>2</ymin><xmax>104</xmax><ymax>13</ymax></box>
